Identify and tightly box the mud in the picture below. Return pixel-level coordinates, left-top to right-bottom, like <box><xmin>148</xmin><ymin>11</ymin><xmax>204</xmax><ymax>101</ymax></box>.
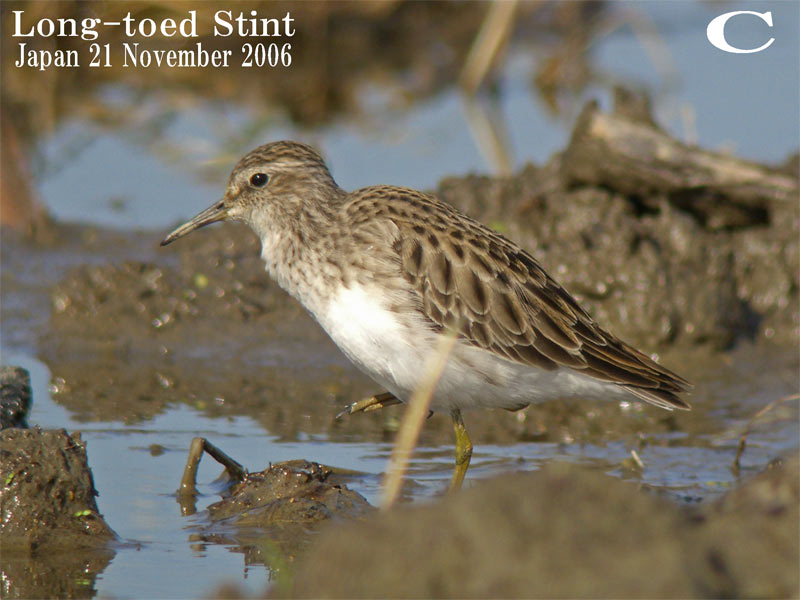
<box><xmin>0</xmin><ymin>427</ymin><xmax>117</xmax><ymax>599</ymax></box>
<box><xmin>0</xmin><ymin>427</ymin><xmax>116</xmax><ymax>549</ymax></box>
<box><xmin>1</xmin><ymin>366</ymin><xmax>32</xmax><ymax>429</ymax></box>
<box><xmin>186</xmin><ymin>459</ymin><xmax>372</xmax><ymax>575</ymax></box>
<box><xmin>286</xmin><ymin>453</ymin><xmax>799</xmax><ymax>599</ymax></box>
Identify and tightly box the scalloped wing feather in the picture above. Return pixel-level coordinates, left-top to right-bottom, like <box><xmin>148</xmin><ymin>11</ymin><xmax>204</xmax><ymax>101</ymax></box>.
<box><xmin>346</xmin><ymin>185</ymin><xmax>692</xmax><ymax>411</ymax></box>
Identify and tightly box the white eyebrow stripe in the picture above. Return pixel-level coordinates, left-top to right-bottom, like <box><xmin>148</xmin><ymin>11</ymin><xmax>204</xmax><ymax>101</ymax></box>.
<box><xmin>270</xmin><ymin>159</ymin><xmax>319</xmax><ymax>169</ymax></box>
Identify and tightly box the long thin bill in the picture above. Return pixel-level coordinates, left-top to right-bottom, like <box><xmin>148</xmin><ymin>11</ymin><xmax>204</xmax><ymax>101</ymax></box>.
<box><xmin>161</xmin><ymin>200</ymin><xmax>227</xmax><ymax>246</ymax></box>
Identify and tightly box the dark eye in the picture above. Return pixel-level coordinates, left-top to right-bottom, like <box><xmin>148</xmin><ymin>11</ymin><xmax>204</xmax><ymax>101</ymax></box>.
<box><xmin>249</xmin><ymin>173</ymin><xmax>269</xmax><ymax>188</ymax></box>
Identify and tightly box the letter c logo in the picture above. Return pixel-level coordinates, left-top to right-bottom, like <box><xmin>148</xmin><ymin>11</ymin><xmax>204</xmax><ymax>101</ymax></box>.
<box><xmin>707</xmin><ymin>11</ymin><xmax>775</xmax><ymax>54</ymax></box>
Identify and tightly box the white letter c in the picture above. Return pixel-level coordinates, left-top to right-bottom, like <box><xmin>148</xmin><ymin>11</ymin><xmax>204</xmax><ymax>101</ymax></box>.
<box><xmin>707</xmin><ymin>11</ymin><xmax>774</xmax><ymax>54</ymax></box>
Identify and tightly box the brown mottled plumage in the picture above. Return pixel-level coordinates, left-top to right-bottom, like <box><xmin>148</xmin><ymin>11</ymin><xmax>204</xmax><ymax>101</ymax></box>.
<box><xmin>162</xmin><ymin>141</ymin><xmax>691</xmax><ymax>490</ymax></box>
<box><xmin>345</xmin><ymin>185</ymin><xmax>690</xmax><ymax>411</ymax></box>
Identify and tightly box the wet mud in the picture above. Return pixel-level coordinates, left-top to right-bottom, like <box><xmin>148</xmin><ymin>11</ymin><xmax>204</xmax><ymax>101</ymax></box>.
<box><xmin>0</xmin><ymin>426</ymin><xmax>117</xmax><ymax>599</ymax></box>
<box><xmin>185</xmin><ymin>459</ymin><xmax>372</xmax><ymax>575</ymax></box>
<box><xmin>1</xmin><ymin>366</ymin><xmax>32</xmax><ymax>429</ymax></box>
<box><xmin>286</xmin><ymin>453</ymin><xmax>799</xmax><ymax>599</ymax></box>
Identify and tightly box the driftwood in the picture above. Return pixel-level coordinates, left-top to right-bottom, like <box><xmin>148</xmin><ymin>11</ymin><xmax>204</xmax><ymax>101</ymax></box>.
<box><xmin>562</xmin><ymin>94</ymin><xmax>798</xmax><ymax>230</ymax></box>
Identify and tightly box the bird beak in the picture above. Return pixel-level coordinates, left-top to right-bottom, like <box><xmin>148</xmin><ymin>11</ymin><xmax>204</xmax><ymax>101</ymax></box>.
<box><xmin>161</xmin><ymin>200</ymin><xmax>228</xmax><ymax>246</ymax></box>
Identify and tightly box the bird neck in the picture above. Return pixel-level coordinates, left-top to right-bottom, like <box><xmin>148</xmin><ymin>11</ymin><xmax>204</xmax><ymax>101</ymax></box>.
<box><xmin>258</xmin><ymin>186</ymin><xmax>348</xmax><ymax>311</ymax></box>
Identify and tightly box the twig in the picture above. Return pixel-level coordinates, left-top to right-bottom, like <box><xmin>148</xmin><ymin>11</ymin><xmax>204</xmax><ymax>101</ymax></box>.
<box><xmin>178</xmin><ymin>436</ymin><xmax>247</xmax><ymax>497</ymax></box>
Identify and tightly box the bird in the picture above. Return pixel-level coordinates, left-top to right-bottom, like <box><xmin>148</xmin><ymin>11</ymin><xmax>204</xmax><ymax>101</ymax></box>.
<box><xmin>161</xmin><ymin>140</ymin><xmax>691</xmax><ymax>491</ymax></box>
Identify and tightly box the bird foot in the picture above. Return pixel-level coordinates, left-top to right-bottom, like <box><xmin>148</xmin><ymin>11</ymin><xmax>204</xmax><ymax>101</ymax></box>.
<box><xmin>336</xmin><ymin>391</ymin><xmax>401</xmax><ymax>419</ymax></box>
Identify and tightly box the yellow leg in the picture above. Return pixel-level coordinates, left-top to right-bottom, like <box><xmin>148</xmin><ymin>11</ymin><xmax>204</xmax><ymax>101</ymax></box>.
<box><xmin>449</xmin><ymin>409</ymin><xmax>473</xmax><ymax>492</ymax></box>
<box><xmin>336</xmin><ymin>391</ymin><xmax>401</xmax><ymax>419</ymax></box>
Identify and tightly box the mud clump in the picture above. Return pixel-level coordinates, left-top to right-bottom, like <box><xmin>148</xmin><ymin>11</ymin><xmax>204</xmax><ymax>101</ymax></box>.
<box><xmin>0</xmin><ymin>428</ymin><xmax>117</xmax><ymax>598</ymax></box>
<box><xmin>286</xmin><ymin>454</ymin><xmax>799</xmax><ymax>599</ymax></box>
<box><xmin>186</xmin><ymin>459</ymin><xmax>372</xmax><ymax>575</ymax></box>
<box><xmin>0</xmin><ymin>428</ymin><xmax>116</xmax><ymax>550</ymax></box>
<box><xmin>1</xmin><ymin>366</ymin><xmax>32</xmax><ymax>429</ymax></box>
<box><xmin>690</xmin><ymin>455</ymin><xmax>800</xmax><ymax>597</ymax></box>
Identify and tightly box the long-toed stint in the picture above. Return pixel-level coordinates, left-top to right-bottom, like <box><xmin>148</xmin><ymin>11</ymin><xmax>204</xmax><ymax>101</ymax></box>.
<box><xmin>162</xmin><ymin>141</ymin><xmax>691</xmax><ymax>491</ymax></box>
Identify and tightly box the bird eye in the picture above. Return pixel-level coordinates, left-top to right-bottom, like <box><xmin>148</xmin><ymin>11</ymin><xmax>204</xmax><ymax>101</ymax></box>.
<box><xmin>249</xmin><ymin>173</ymin><xmax>269</xmax><ymax>188</ymax></box>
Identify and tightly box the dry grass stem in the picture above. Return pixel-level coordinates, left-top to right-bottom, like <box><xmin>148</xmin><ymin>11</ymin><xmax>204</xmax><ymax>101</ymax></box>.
<box><xmin>380</xmin><ymin>332</ymin><xmax>459</xmax><ymax>510</ymax></box>
<box><xmin>459</xmin><ymin>0</ymin><xmax>519</xmax><ymax>94</ymax></box>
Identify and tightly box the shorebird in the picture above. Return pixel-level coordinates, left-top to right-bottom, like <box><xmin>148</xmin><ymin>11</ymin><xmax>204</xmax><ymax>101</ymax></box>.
<box><xmin>162</xmin><ymin>141</ymin><xmax>691</xmax><ymax>490</ymax></box>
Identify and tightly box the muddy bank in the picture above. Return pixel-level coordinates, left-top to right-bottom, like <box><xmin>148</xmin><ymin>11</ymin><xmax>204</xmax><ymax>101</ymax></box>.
<box><xmin>0</xmin><ymin>427</ymin><xmax>116</xmax><ymax>550</ymax></box>
<box><xmin>0</xmin><ymin>426</ymin><xmax>117</xmax><ymax>599</ymax></box>
<box><xmin>0</xmin><ymin>367</ymin><xmax>116</xmax><ymax>555</ymax></box>
<box><xmin>285</xmin><ymin>453</ymin><xmax>799</xmax><ymax>599</ymax></box>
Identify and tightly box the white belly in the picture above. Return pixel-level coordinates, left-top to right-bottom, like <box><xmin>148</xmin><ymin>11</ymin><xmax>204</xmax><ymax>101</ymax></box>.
<box><xmin>316</xmin><ymin>284</ymin><xmax>435</xmax><ymax>398</ymax></box>
<box><xmin>313</xmin><ymin>284</ymin><xmax>630</xmax><ymax>413</ymax></box>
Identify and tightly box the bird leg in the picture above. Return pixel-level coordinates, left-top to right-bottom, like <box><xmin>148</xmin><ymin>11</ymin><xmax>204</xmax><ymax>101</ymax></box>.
<box><xmin>336</xmin><ymin>391</ymin><xmax>401</xmax><ymax>419</ymax></box>
<box><xmin>449</xmin><ymin>409</ymin><xmax>473</xmax><ymax>492</ymax></box>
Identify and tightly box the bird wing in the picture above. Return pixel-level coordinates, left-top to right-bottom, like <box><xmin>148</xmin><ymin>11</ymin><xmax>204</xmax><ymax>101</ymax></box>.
<box><xmin>347</xmin><ymin>186</ymin><xmax>691</xmax><ymax>411</ymax></box>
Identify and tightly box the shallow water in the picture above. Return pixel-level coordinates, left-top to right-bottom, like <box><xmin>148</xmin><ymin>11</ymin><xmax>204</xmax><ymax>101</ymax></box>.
<box><xmin>2</xmin><ymin>1</ymin><xmax>799</xmax><ymax>597</ymax></box>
